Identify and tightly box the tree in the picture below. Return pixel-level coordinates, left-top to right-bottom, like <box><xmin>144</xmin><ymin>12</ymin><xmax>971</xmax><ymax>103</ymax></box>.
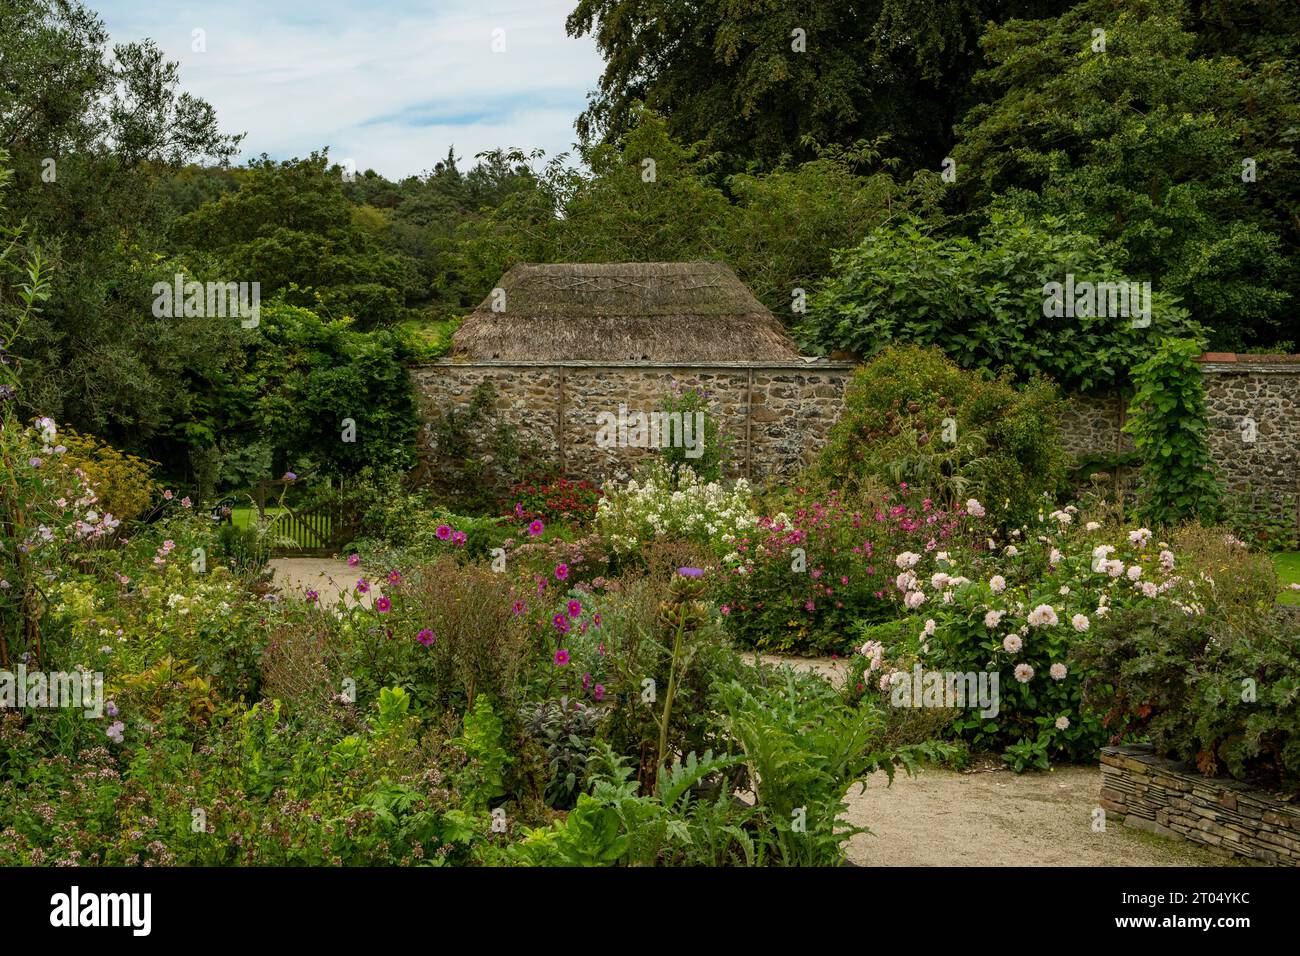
<box><xmin>951</xmin><ymin>0</ymin><xmax>1298</xmax><ymax>349</ymax></box>
<box><xmin>0</xmin><ymin>0</ymin><xmax>243</xmax><ymax>464</ymax></box>
<box><xmin>566</xmin><ymin>0</ymin><xmax>1074</xmax><ymax>171</ymax></box>
<box><xmin>799</xmin><ymin>208</ymin><xmax>1202</xmax><ymax>392</ymax></box>
<box><xmin>174</xmin><ymin>153</ymin><xmax>422</xmax><ymax>329</ymax></box>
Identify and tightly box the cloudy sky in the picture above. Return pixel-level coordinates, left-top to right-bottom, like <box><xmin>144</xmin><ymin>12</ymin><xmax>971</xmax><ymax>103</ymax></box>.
<box><xmin>95</xmin><ymin>0</ymin><xmax>606</xmax><ymax>179</ymax></box>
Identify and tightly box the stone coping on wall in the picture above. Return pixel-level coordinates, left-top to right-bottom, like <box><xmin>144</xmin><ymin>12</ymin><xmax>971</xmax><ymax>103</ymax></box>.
<box><xmin>1196</xmin><ymin>352</ymin><xmax>1300</xmax><ymax>374</ymax></box>
<box><xmin>417</xmin><ymin>359</ymin><xmax>859</xmax><ymax>370</ymax></box>
<box><xmin>1099</xmin><ymin>744</ymin><xmax>1300</xmax><ymax>866</ymax></box>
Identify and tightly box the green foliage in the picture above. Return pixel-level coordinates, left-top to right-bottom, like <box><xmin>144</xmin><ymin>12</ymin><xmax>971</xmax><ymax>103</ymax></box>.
<box><xmin>174</xmin><ymin>153</ymin><xmax>422</xmax><ymax>329</ymax></box>
<box><xmin>953</xmin><ymin>0</ymin><xmax>1298</xmax><ymax>350</ymax></box>
<box><xmin>712</xmin><ymin>669</ymin><xmax>948</xmax><ymax>866</ymax></box>
<box><xmin>452</xmin><ymin>696</ymin><xmax>512</xmax><ymax>811</ymax></box>
<box><xmin>1079</xmin><ymin>603</ymin><xmax>1300</xmax><ymax>794</ymax></box>
<box><xmin>1</xmin><ymin>0</ymin><xmax>243</xmax><ymax>462</ymax></box>
<box><xmin>234</xmin><ymin>300</ymin><xmax>418</xmax><ymax>478</ymax></box>
<box><xmin>800</xmin><ymin>209</ymin><xmax>1200</xmax><ymax>392</ymax></box>
<box><xmin>815</xmin><ymin>344</ymin><xmax>1068</xmax><ymax>526</ymax></box>
<box><xmin>1123</xmin><ymin>338</ymin><xmax>1222</xmax><ymax>526</ymax></box>
<box><xmin>655</xmin><ymin>382</ymin><xmax>729</xmax><ymax>484</ymax></box>
<box><xmin>566</xmin><ymin>0</ymin><xmax>1076</xmax><ymax>171</ymax></box>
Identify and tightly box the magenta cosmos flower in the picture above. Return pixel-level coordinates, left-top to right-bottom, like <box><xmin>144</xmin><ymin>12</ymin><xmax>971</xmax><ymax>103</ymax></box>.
<box><xmin>528</xmin><ymin>519</ymin><xmax>544</xmax><ymax>536</ymax></box>
<box><xmin>593</xmin><ymin>684</ymin><xmax>605</xmax><ymax>702</ymax></box>
<box><xmin>567</xmin><ymin>599</ymin><xmax>582</xmax><ymax>619</ymax></box>
<box><xmin>347</xmin><ymin>553</ymin><xmax>360</xmax><ymax>567</ymax></box>
<box><xmin>555</xmin><ymin>563</ymin><xmax>569</xmax><ymax>581</ymax></box>
<box><xmin>552</xmin><ymin>613</ymin><xmax>570</xmax><ymax>634</ymax></box>
<box><xmin>375</xmin><ymin>596</ymin><xmax>391</xmax><ymax>613</ymax></box>
<box><xmin>355</xmin><ymin>578</ymin><xmax>370</xmax><ymax>594</ymax></box>
<box><xmin>451</xmin><ymin>530</ymin><xmax>467</xmax><ymax>546</ymax></box>
<box><xmin>387</xmin><ymin>569</ymin><xmax>402</xmax><ymax>584</ymax></box>
<box><xmin>415</xmin><ymin>629</ymin><xmax>434</xmax><ymax>646</ymax></box>
<box><xmin>436</xmin><ymin>524</ymin><xmax>452</xmax><ymax>540</ymax></box>
<box><xmin>511</xmin><ymin>599</ymin><xmax>526</xmax><ymax>615</ymax></box>
<box><xmin>553</xmin><ymin>649</ymin><xmax>570</xmax><ymax>666</ymax></box>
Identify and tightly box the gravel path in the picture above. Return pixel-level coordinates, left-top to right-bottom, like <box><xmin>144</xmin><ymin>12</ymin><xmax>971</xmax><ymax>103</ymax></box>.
<box><xmin>271</xmin><ymin>559</ymin><xmax>1233</xmax><ymax>866</ymax></box>
<box><xmin>270</xmin><ymin>556</ymin><xmax>377</xmax><ymax>609</ymax></box>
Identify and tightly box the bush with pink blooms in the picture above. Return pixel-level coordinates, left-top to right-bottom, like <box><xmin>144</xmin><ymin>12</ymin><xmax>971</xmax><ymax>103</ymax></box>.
<box><xmin>716</xmin><ymin>484</ymin><xmax>991</xmax><ymax>654</ymax></box>
<box><xmin>857</xmin><ymin>512</ymin><xmax>1215</xmax><ymax>770</ymax></box>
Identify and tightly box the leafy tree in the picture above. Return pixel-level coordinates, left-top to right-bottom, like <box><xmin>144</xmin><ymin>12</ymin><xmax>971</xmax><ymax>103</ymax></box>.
<box><xmin>799</xmin><ymin>208</ymin><xmax>1200</xmax><ymax>392</ymax></box>
<box><xmin>951</xmin><ymin>0</ymin><xmax>1298</xmax><ymax>349</ymax></box>
<box><xmin>0</xmin><ymin>0</ymin><xmax>242</xmax><ymax>463</ymax></box>
<box><xmin>236</xmin><ymin>301</ymin><xmax>418</xmax><ymax>479</ymax></box>
<box><xmin>567</xmin><ymin>0</ymin><xmax>1074</xmax><ymax>171</ymax></box>
<box><xmin>174</xmin><ymin>153</ymin><xmax>422</xmax><ymax>329</ymax></box>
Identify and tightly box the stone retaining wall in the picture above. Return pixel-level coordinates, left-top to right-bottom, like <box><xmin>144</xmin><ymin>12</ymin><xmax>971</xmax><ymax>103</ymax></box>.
<box><xmin>411</xmin><ymin>354</ymin><xmax>1300</xmax><ymax>501</ymax></box>
<box><xmin>1099</xmin><ymin>744</ymin><xmax>1300</xmax><ymax>865</ymax></box>
<box><xmin>410</xmin><ymin>360</ymin><xmax>855</xmax><ymax>482</ymax></box>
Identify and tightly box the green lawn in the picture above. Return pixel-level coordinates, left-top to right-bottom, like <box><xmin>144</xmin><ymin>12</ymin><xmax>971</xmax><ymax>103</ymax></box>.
<box><xmin>230</xmin><ymin>505</ymin><xmax>286</xmax><ymax>531</ymax></box>
<box><xmin>1275</xmin><ymin>552</ymin><xmax>1300</xmax><ymax>605</ymax></box>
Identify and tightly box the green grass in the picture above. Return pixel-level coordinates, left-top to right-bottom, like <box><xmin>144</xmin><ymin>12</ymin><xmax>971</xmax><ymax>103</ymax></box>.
<box><xmin>230</xmin><ymin>505</ymin><xmax>286</xmax><ymax>531</ymax></box>
<box><xmin>397</xmin><ymin>314</ymin><xmax>461</xmax><ymax>362</ymax></box>
<box><xmin>1274</xmin><ymin>552</ymin><xmax>1300</xmax><ymax>605</ymax></box>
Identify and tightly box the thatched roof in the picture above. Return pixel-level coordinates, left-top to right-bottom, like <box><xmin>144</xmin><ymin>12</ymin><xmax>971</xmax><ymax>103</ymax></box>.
<box><xmin>449</xmin><ymin>262</ymin><xmax>802</xmax><ymax>362</ymax></box>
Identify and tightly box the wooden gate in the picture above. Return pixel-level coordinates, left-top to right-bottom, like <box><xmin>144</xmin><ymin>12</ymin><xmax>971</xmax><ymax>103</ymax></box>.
<box><xmin>225</xmin><ymin>475</ymin><xmax>362</xmax><ymax>557</ymax></box>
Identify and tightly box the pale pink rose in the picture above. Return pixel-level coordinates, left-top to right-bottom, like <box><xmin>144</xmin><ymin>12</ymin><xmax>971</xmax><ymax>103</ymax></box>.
<box><xmin>1050</xmin><ymin>662</ymin><xmax>1068</xmax><ymax>680</ymax></box>
<box><xmin>1014</xmin><ymin>663</ymin><xmax>1034</xmax><ymax>683</ymax></box>
<box><xmin>965</xmin><ymin>498</ymin><xmax>986</xmax><ymax>518</ymax></box>
<box><xmin>904</xmin><ymin>590</ymin><xmax>927</xmax><ymax>610</ymax></box>
<box><xmin>990</xmin><ymin>575</ymin><xmax>1007</xmax><ymax>594</ymax></box>
<box><xmin>1070</xmin><ymin>613</ymin><xmax>1090</xmax><ymax>633</ymax></box>
<box><xmin>1055</xmin><ymin>716</ymin><xmax>1070</xmax><ymax>730</ymax></box>
<box><xmin>1002</xmin><ymin>634</ymin><xmax>1023</xmax><ymax>653</ymax></box>
<box><xmin>1126</xmin><ymin>564</ymin><xmax>1143</xmax><ymax>581</ymax></box>
<box><xmin>984</xmin><ymin>609</ymin><xmax>1005</xmax><ymax>629</ymax></box>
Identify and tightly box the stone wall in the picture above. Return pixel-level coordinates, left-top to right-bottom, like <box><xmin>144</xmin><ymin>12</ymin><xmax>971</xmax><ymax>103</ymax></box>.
<box><xmin>1099</xmin><ymin>745</ymin><xmax>1300</xmax><ymax>865</ymax></box>
<box><xmin>410</xmin><ymin>360</ymin><xmax>855</xmax><ymax>482</ymax></box>
<box><xmin>410</xmin><ymin>354</ymin><xmax>1300</xmax><ymax>506</ymax></box>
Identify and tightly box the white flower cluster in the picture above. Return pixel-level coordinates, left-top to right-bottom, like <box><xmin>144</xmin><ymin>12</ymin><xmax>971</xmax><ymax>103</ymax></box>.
<box><xmin>595</xmin><ymin>463</ymin><xmax>756</xmax><ymax>555</ymax></box>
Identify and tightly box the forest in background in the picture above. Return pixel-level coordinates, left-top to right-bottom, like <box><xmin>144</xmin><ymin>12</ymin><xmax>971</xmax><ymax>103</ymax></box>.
<box><xmin>1</xmin><ymin>0</ymin><xmax>1296</xmax><ymax>493</ymax></box>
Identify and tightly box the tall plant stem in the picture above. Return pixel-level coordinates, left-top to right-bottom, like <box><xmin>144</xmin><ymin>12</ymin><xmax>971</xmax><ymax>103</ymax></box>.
<box><xmin>655</xmin><ymin>616</ymin><xmax>687</xmax><ymax>771</ymax></box>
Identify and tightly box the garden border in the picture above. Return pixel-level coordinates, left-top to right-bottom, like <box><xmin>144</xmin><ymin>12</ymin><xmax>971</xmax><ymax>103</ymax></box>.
<box><xmin>1099</xmin><ymin>744</ymin><xmax>1300</xmax><ymax>866</ymax></box>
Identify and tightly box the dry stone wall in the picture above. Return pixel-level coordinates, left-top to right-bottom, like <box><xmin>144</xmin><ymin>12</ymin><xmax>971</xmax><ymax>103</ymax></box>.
<box><xmin>411</xmin><ymin>360</ymin><xmax>854</xmax><ymax>482</ymax></box>
<box><xmin>1100</xmin><ymin>744</ymin><xmax>1300</xmax><ymax>865</ymax></box>
<box><xmin>411</xmin><ymin>355</ymin><xmax>1300</xmax><ymax>504</ymax></box>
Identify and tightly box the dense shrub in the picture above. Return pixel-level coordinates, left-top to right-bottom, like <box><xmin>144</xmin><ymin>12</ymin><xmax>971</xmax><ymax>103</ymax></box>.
<box><xmin>1079</xmin><ymin>604</ymin><xmax>1300</xmax><ymax>795</ymax></box>
<box><xmin>716</xmin><ymin>484</ymin><xmax>990</xmax><ymax>655</ymax></box>
<box><xmin>798</xmin><ymin>209</ymin><xmax>1201</xmax><ymax>392</ymax></box>
<box><xmin>56</xmin><ymin>427</ymin><xmax>158</xmax><ymax>522</ymax></box>
<box><xmin>814</xmin><ymin>344</ymin><xmax>1068</xmax><ymax>527</ymax></box>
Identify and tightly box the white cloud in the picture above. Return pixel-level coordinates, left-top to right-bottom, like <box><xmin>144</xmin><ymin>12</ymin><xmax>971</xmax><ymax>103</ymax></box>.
<box><xmin>95</xmin><ymin>0</ymin><xmax>605</xmax><ymax>177</ymax></box>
